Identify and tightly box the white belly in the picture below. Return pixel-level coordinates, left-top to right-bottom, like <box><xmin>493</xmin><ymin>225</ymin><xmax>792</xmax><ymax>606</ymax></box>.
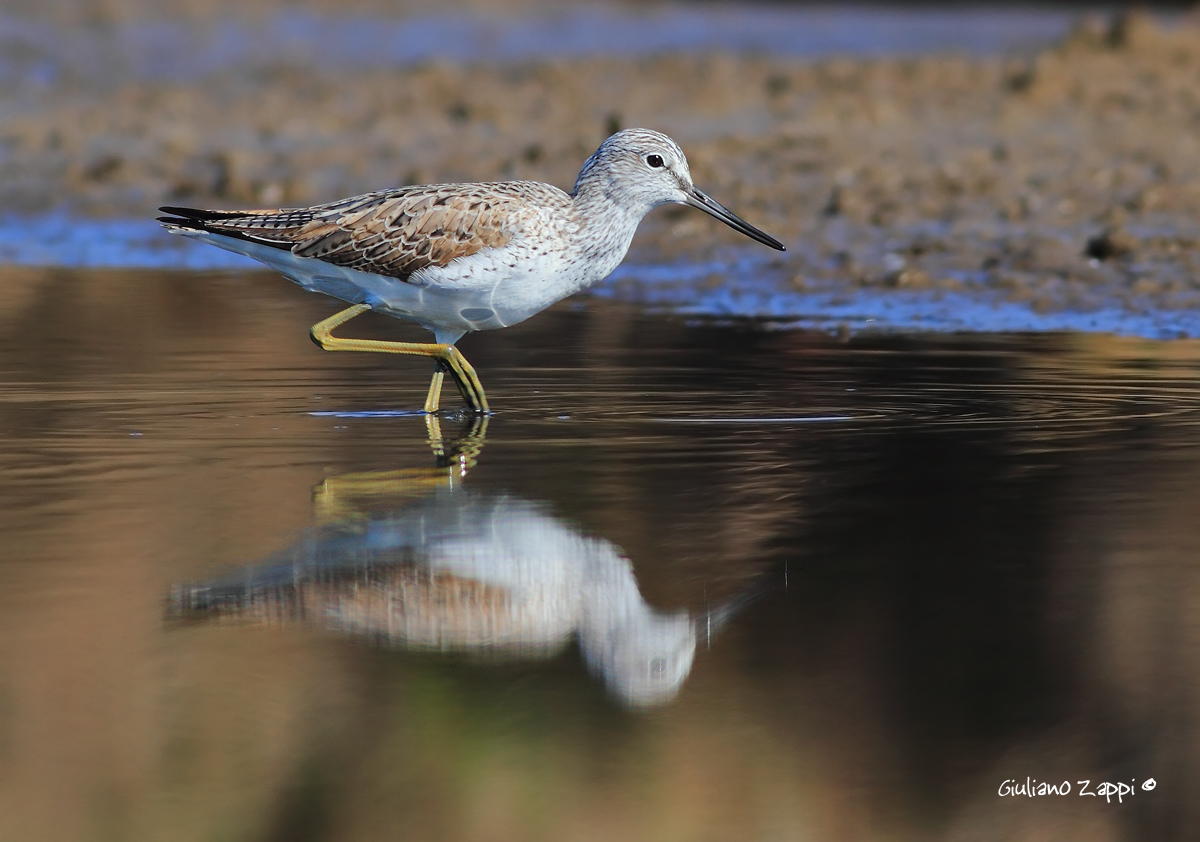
<box><xmin>410</xmin><ymin>242</ymin><xmax>620</xmax><ymax>328</ymax></box>
<box><xmin>174</xmin><ymin>210</ymin><xmax>636</xmax><ymax>338</ymax></box>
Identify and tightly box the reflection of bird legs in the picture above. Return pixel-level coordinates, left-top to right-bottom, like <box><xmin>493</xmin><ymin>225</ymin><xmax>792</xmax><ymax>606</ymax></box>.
<box><xmin>309</xmin><ymin>303</ymin><xmax>489</xmax><ymax>414</ymax></box>
<box><xmin>312</xmin><ymin>413</ymin><xmax>489</xmax><ymax>526</ymax></box>
<box><xmin>424</xmin><ymin>414</ymin><xmax>489</xmax><ymax>475</ymax></box>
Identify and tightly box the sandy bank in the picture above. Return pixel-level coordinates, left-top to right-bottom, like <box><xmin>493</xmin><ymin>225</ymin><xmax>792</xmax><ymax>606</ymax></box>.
<box><xmin>1</xmin><ymin>10</ymin><xmax>1199</xmax><ymax>313</ymax></box>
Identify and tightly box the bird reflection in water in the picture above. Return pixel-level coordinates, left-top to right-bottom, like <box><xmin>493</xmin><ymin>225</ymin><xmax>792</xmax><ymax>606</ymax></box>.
<box><xmin>169</xmin><ymin>416</ymin><xmax>744</xmax><ymax>708</ymax></box>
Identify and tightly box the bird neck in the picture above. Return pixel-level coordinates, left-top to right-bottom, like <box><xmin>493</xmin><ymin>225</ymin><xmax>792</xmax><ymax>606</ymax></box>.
<box><xmin>569</xmin><ymin>179</ymin><xmax>646</xmax><ymax>273</ymax></box>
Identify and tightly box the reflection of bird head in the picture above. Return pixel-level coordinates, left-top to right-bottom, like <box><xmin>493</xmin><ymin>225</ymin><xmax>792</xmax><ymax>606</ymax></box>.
<box><xmin>579</xmin><ymin>600</ymin><xmax>697</xmax><ymax>709</ymax></box>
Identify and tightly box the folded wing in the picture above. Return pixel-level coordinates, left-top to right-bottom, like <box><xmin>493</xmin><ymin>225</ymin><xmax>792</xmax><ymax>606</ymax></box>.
<box><xmin>159</xmin><ymin>184</ymin><xmax>519</xmax><ymax>281</ymax></box>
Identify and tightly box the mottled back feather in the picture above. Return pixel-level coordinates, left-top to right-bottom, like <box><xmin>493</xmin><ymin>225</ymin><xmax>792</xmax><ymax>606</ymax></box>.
<box><xmin>166</xmin><ymin>182</ymin><xmax>571</xmax><ymax>281</ymax></box>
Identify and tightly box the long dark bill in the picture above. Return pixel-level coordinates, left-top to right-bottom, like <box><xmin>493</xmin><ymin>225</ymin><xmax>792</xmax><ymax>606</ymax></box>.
<box><xmin>685</xmin><ymin>187</ymin><xmax>786</xmax><ymax>251</ymax></box>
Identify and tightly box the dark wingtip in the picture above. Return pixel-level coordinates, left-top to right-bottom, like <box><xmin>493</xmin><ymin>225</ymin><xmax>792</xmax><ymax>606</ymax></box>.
<box><xmin>156</xmin><ymin>211</ymin><xmax>292</xmax><ymax>252</ymax></box>
<box><xmin>157</xmin><ymin>215</ymin><xmax>204</xmax><ymax>229</ymax></box>
<box><xmin>158</xmin><ymin>205</ymin><xmax>261</xmax><ymax>221</ymax></box>
<box><xmin>158</xmin><ymin>205</ymin><xmax>203</xmax><ymax>217</ymax></box>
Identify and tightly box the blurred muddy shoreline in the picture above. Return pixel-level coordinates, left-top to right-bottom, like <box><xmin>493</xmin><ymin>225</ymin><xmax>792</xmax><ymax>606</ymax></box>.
<box><xmin>2</xmin><ymin>7</ymin><xmax>1200</xmax><ymax>315</ymax></box>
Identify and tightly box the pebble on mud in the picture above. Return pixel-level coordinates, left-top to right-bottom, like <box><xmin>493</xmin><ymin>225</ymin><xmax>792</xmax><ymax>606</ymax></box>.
<box><xmin>1084</xmin><ymin>228</ymin><xmax>1138</xmax><ymax>262</ymax></box>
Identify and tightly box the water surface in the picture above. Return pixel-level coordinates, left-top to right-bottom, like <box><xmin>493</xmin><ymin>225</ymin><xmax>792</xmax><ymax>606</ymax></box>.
<box><xmin>6</xmin><ymin>215</ymin><xmax>1200</xmax><ymax>339</ymax></box>
<box><xmin>1</xmin><ymin>266</ymin><xmax>1198</xmax><ymax>840</ymax></box>
<box><xmin>0</xmin><ymin>6</ymin><xmax>1089</xmax><ymax>89</ymax></box>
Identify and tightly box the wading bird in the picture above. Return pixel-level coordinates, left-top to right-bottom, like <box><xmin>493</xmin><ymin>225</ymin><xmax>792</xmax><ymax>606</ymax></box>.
<box><xmin>159</xmin><ymin>129</ymin><xmax>785</xmax><ymax>413</ymax></box>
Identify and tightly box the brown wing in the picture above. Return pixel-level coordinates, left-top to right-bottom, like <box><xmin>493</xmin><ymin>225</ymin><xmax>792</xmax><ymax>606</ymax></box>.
<box><xmin>161</xmin><ymin>184</ymin><xmax>524</xmax><ymax>280</ymax></box>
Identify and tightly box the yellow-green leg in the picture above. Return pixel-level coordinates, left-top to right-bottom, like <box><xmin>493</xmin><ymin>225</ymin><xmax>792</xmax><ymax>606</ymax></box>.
<box><xmin>309</xmin><ymin>304</ymin><xmax>489</xmax><ymax>414</ymax></box>
<box><xmin>312</xmin><ymin>413</ymin><xmax>490</xmax><ymax>525</ymax></box>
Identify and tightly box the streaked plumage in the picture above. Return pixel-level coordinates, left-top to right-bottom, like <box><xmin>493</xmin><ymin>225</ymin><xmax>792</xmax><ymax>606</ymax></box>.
<box><xmin>158</xmin><ymin>129</ymin><xmax>785</xmax><ymax>413</ymax></box>
<box><xmin>169</xmin><ymin>182</ymin><xmax>539</xmax><ymax>278</ymax></box>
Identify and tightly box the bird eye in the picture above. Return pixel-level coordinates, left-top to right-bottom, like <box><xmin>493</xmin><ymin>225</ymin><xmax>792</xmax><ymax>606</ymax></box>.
<box><xmin>645</xmin><ymin>154</ymin><xmax>665</xmax><ymax>169</ymax></box>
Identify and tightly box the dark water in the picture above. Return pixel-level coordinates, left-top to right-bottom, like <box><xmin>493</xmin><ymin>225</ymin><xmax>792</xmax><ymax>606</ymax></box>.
<box><xmin>2</xmin><ymin>266</ymin><xmax>1200</xmax><ymax>840</ymax></box>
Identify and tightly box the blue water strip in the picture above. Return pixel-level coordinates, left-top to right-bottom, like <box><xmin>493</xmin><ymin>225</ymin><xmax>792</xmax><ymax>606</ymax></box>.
<box><xmin>3</xmin><ymin>212</ymin><xmax>1198</xmax><ymax>340</ymax></box>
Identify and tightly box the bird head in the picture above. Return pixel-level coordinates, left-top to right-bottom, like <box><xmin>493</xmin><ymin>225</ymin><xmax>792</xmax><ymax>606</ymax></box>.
<box><xmin>574</xmin><ymin>128</ymin><xmax>785</xmax><ymax>251</ymax></box>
